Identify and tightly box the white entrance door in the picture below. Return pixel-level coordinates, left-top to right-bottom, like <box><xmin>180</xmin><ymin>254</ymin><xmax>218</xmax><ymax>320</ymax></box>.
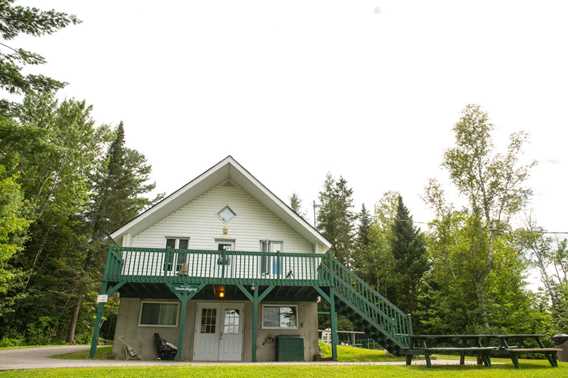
<box><xmin>194</xmin><ymin>303</ymin><xmax>244</xmax><ymax>361</ymax></box>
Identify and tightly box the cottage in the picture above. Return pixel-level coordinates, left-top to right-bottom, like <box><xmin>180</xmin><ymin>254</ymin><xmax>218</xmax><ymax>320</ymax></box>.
<box><xmin>89</xmin><ymin>156</ymin><xmax>411</xmax><ymax>362</ymax></box>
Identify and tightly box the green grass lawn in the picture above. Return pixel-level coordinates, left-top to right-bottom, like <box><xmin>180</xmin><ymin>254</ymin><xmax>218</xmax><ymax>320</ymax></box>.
<box><xmin>319</xmin><ymin>342</ymin><xmax>404</xmax><ymax>362</ymax></box>
<box><xmin>1</xmin><ymin>343</ymin><xmax>565</xmax><ymax>377</ymax></box>
<box><xmin>0</xmin><ymin>344</ymin><xmax>65</xmax><ymax>351</ymax></box>
<box><xmin>0</xmin><ymin>362</ymin><xmax>566</xmax><ymax>378</ymax></box>
<box><xmin>50</xmin><ymin>345</ymin><xmax>114</xmax><ymax>360</ymax></box>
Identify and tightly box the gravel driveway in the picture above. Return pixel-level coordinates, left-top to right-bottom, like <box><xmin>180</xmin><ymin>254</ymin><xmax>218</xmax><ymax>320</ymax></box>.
<box><xmin>0</xmin><ymin>345</ymin><xmax>478</xmax><ymax>370</ymax></box>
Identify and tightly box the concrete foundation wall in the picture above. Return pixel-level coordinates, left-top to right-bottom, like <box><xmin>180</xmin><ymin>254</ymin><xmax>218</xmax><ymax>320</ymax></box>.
<box><xmin>112</xmin><ymin>298</ymin><xmax>319</xmax><ymax>361</ymax></box>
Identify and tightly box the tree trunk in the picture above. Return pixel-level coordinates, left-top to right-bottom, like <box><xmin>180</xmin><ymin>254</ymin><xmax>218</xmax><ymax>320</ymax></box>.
<box><xmin>67</xmin><ymin>295</ymin><xmax>83</xmax><ymax>344</ymax></box>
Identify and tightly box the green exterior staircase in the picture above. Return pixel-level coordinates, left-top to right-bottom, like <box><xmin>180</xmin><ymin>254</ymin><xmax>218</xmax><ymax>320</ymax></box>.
<box><xmin>319</xmin><ymin>253</ymin><xmax>412</xmax><ymax>351</ymax></box>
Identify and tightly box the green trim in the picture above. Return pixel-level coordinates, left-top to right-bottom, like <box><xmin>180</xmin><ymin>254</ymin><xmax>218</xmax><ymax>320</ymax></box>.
<box><xmin>252</xmin><ymin>287</ymin><xmax>259</xmax><ymax>362</ymax></box>
<box><xmin>257</xmin><ymin>286</ymin><xmax>275</xmax><ymax>302</ymax></box>
<box><xmin>330</xmin><ymin>287</ymin><xmax>338</xmax><ymax>361</ymax></box>
<box><xmin>236</xmin><ymin>284</ymin><xmax>254</xmax><ymax>302</ymax></box>
<box><xmin>100</xmin><ymin>247</ymin><xmax>413</xmax><ymax>355</ymax></box>
<box><xmin>165</xmin><ymin>282</ymin><xmax>204</xmax><ymax>361</ymax></box>
<box><xmin>313</xmin><ymin>286</ymin><xmax>330</xmax><ymax>304</ymax></box>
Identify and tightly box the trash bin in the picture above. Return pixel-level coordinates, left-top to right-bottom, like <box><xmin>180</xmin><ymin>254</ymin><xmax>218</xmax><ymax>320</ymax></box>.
<box><xmin>552</xmin><ymin>334</ymin><xmax>568</xmax><ymax>362</ymax></box>
<box><xmin>276</xmin><ymin>335</ymin><xmax>304</xmax><ymax>361</ymax></box>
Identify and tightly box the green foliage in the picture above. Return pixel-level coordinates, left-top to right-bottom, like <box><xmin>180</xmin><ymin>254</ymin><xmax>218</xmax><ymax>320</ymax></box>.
<box><xmin>289</xmin><ymin>193</ymin><xmax>306</xmax><ymax>218</ymax></box>
<box><xmin>25</xmin><ymin>316</ymin><xmax>60</xmax><ymax>345</ymax></box>
<box><xmin>0</xmin><ymin>164</ymin><xmax>28</xmax><ymax>297</ymax></box>
<box><xmin>417</xmin><ymin>104</ymin><xmax>543</xmax><ymax>334</ymax></box>
<box><xmin>0</xmin><ymin>92</ymin><xmax>157</xmax><ymax>345</ymax></box>
<box><xmin>0</xmin><ymin>336</ymin><xmax>24</xmax><ymax>347</ymax></box>
<box><xmin>317</xmin><ymin>174</ymin><xmax>355</xmax><ymax>264</ymax></box>
<box><xmin>390</xmin><ymin>196</ymin><xmax>428</xmax><ymax>315</ymax></box>
<box><xmin>418</xmin><ymin>212</ymin><xmax>549</xmax><ymax>334</ymax></box>
<box><xmin>0</xmin><ymin>0</ymin><xmax>79</xmax><ymax>114</ymax></box>
<box><xmin>516</xmin><ymin>225</ymin><xmax>568</xmax><ymax>331</ymax></box>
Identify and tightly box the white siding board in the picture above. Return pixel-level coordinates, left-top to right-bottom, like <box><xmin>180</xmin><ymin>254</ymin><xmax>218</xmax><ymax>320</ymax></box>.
<box><xmin>130</xmin><ymin>183</ymin><xmax>314</xmax><ymax>253</ymax></box>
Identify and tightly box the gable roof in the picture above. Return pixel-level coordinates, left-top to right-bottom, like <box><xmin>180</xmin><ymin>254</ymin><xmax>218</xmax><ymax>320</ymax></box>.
<box><xmin>110</xmin><ymin>155</ymin><xmax>332</xmax><ymax>250</ymax></box>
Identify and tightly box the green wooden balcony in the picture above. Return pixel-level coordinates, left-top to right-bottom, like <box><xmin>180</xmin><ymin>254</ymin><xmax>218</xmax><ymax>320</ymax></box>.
<box><xmin>97</xmin><ymin>245</ymin><xmax>412</xmax><ymax>356</ymax></box>
<box><xmin>103</xmin><ymin>246</ymin><xmax>327</xmax><ymax>287</ymax></box>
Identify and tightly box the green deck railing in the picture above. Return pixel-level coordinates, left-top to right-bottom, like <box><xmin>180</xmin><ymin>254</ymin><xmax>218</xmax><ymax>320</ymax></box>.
<box><xmin>104</xmin><ymin>246</ymin><xmax>326</xmax><ymax>286</ymax></box>
<box><xmin>102</xmin><ymin>246</ymin><xmax>412</xmax><ymax>349</ymax></box>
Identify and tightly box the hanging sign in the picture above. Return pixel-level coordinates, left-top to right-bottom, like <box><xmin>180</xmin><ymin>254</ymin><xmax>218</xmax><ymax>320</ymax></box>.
<box><xmin>174</xmin><ymin>284</ymin><xmax>199</xmax><ymax>293</ymax></box>
<box><xmin>96</xmin><ymin>294</ymin><xmax>108</xmax><ymax>303</ymax></box>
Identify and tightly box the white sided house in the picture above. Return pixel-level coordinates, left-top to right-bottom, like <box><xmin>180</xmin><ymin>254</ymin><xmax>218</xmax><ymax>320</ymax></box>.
<box><xmin>89</xmin><ymin>156</ymin><xmax>413</xmax><ymax>362</ymax></box>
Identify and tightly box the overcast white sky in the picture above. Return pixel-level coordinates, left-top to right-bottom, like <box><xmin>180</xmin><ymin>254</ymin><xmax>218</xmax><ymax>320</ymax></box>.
<box><xmin>18</xmin><ymin>1</ymin><xmax>568</xmax><ymax>241</ymax></box>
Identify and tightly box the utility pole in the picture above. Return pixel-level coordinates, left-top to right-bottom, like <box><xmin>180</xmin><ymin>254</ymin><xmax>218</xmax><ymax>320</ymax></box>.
<box><xmin>313</xmin><ymin>200</ymin><xmax>320</xmax><ymax>228</ymax></box>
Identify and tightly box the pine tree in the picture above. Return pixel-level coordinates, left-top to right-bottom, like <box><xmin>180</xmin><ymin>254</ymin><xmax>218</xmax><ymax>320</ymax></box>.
<box><xmin>289</xmin><ymin>193</ymin><xmax>305</xmax><ymax>218</ymax></box>
<box><xmin>390</xmin><ymin>195</ymin><xmax>429</xmax><ymax>315</ymax></box>
<box><xmin>317</xmin><ymin>174</ymin><xmax>355</xmax><ymax>265</ymax></box>
<box><xmin>352</xmin><ymin>204</ymin><xmax>371</xmax><ymax>276</ymax></box>
<box><xmin>0</xmin><ymin>1</ymin><xmax>79</xmax><ymax>114</ymax></box>
<box><xmin>67</xmin><ymin>122</ymin><xmax>157</xmax><ymax>342</ymax></box>
<box><xmin>356</xmin><ymin>204</ymin><xmax>371</xmax><ymax>248</ymax></box>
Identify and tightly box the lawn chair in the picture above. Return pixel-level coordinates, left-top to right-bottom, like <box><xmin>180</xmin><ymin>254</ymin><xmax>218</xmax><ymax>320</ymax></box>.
<box><xmin>118</xmin><ymin>336</ymin><xmax>140</xmax><ymax>360</ymax></box>
<box><xmin>154</xmin><ymin>332</ymin><xmax>178</xmax><ymax>360</ymax></box>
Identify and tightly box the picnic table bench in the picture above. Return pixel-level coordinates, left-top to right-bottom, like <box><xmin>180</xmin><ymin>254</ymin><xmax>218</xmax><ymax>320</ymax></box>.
<box><xmin>403</xmin><ymin>334</ymin><xmax>561</xmax><ymax>368</ymax></box>
<box><xmin>406</xmin><ymin>335</ymin><xmax>498</xmax><ymax>368</ymax></box>
<box><xmin>488</xmin><ymin>334</ymin><xmax>562</xmax><ymax>368</ymax></box>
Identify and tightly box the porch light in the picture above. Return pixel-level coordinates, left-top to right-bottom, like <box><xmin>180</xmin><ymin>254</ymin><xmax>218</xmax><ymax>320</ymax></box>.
<box><xmin>216</xmin><ymin>285</ymin><xmax>225</xmax><ymax>299</ymax></box>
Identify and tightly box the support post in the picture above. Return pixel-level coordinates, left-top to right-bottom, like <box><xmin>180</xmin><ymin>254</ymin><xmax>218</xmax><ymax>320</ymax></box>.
<box><xmin>176</xmin><ymin>297</ymin><xmax>189</xmax><ymax>361</ymax></box>
<box><xmin>252</xmin><ymin>286</ymin><xmax>259</xmax><ymax>362</ymax></box>
<box><xmin>166</xmin><ymin>282</ymin><xmax>205</xmax><ymax>361</ymax></box>
<box><xmin>236</xmin><ymin>285</ymin><xmax>273</xmax><ymax>362</ymax></box>
<box><xmin>329</xmin><ymin>287</ymin><xmax>338</xmax><ymax>361</ymax></box>
<box><xmin>89</xmin><ymin>282</ymin><xmax>108</xmax><ymax>359</ymax></box>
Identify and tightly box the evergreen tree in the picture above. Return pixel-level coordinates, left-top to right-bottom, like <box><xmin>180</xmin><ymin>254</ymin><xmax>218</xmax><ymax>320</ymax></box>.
<box><xmin>356</xmin><ymin>204</ymin><xmax>371</xmax><ymax>248</ymax></box>
<box><xmin>352</xmin><ymin>204</ymin><xmax>371</xmax><ymax>276</ymax></box>
<box><xmin>67</xmin><ymin>122</ymin><xmax>158</xmax><ymax>342</ymax></box>
<box><xmin>289</xmin><ymin>193</ymin><xmax>305</xmax><ymax>218</ymax></box>
<box><xmin>317</xmin><ymin>174</ymin><xmax>355</xmax><ymax>265</ymax></box>
<box><xmin>0</xmin><ymin>1</ymin><xmax>79</xmax><ymax>114</ymax></box>
<box><xmin>0</xmin><ymin>93</ymin><xmax>105</xmax><ymax>342</ymax></box>
<box><xmin>390</xmin><ymin>195</ymin><xmax>428</xmax><ymax>315</ymax></box>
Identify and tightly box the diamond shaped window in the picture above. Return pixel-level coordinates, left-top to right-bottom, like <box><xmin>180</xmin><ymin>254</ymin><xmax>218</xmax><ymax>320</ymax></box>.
<box><xmin>218</xmin><ymin>206</ymin><xmax>236</xmax><ymax>223</ymax></box>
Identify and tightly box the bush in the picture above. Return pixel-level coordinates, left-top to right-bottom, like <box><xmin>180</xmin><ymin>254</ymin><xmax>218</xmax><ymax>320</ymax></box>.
<box><xmin>25</xmin><ymin>316</ymin><xmax>61</xmax><ymax>345</ymax></box>
<box><xmin>0</xmin><ymin>336</ymin><xmax>25</xmax><ymax>347</ymax></box>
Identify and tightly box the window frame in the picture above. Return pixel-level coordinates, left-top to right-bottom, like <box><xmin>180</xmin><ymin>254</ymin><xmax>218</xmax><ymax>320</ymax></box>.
<box><xmin>215</xmin><ymin>238</ymin><xmax>235</xmax><ymax>266</ymax></box>
<box><xmin>138</xmin><ymin>300</ymin><xmax>180</xmax><ymax>328</ymax></box>
<box><xmin>260</xmin><ymin>240</ymin><xmax>284</xmax><ymax>275</ymax></box>
<box><xmin>217</xmin><ymin>206</ymin><xmax>236</xmax><ymax>223</ymax></box>
<box><xmin>163</xmin><ymin>237</ymin><xmax>190</xmax><ymax>272</ymax></box>
<box><xmin>261</xmin><ymin>304</ymin><xmax>299</xmax><ymax>330</ymax></box>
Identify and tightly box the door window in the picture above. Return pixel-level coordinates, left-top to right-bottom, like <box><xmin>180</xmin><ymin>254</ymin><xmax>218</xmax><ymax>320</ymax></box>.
<box><xmin>200</xmin><ymin>308</ymin><xmax>217</xmax><ymax>334</ymax></box>
<box><xmin>223</xmin><ymin>309</ymin><xmax>240</xmax><ymax>335</ymax></box>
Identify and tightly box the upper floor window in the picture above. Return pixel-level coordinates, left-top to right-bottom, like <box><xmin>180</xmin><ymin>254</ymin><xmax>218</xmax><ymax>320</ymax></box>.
<box><xmin>217</xmin><ymin>206</ymin><xmax>236</xmax><ymax>223</ymax></box>
<box><xmin>216</xmin><ymin>239</ymin><xmax>235</xmax><ymax>265</ymax></box>
<box><xmin>164</xmin><ymin>237</ymin><xmax>189</xmax><ymax>272</ymax></box>
<box><xmin>260</xmin><ymin>240</ymin><xmax>283</xmax><ymax>275</ymax></box>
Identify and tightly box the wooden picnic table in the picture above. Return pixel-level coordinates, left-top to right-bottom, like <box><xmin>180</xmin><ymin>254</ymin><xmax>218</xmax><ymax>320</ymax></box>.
<box><xmin>485</xmin><ymin>334</ymin><xmax>561</xmax><ymax>368</ymax></box>
<box><xmin>406</xmin><ymin>334</ymin><xmax>497</xmax><ymax>368</ymax></box>
<box><xmin>404</xmin><ymin>334</ymin><xmax>561</xmax><ymax>368</ymax></box>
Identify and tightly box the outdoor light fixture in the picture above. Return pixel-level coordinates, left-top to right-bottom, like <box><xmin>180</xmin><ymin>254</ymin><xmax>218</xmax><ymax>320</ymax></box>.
<box><xmin>215</xmin><ymin>285</ymin><xmax>225</xmax><ymax>299</ymax></box>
